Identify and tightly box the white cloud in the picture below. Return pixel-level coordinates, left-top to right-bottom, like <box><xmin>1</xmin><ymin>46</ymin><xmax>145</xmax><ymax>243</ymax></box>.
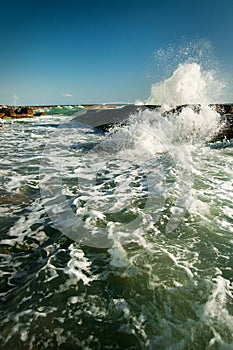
<box><xmin>63</xmin><ymin>93</ymin><xmax>72</xmax><ymax>97</ymax></box>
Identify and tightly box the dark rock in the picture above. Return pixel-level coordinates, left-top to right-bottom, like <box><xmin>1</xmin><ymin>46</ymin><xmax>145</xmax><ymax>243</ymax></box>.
<box><xmin>0</xmin><ymin>106</ymin><xmax>36</xmax><ymax>118</ymax></box>
<box><xmin>34</xmin><ymin>112</ymin><xmax>47</xmax><ymax>116</ymax></box>
<box><xmin>72</xmin><ymin>105</ymin><xmax>146</xmax><ymax>129</ymax></box>
<box><xmin>20</xmin><ymin>107</ymin><xmax>34</xmax><ymax>115</ymax></box>
<box><xmin>4</xmin><ymin>107</ymin><xmax>17</xmax><ymax>118</ymax></box>
<box><xmin>73</xmin><ymin>104</ymin><xmax>233</xmax><ymax>141</ymax></box>
<box><xmin>214</xmin><ymin>104</ymin><xmax>233</xmax><ymax>115</ymax></box>
<box><xmin>211</xmin><ymin>114</ymin><xmax>233</xmax><ymax>142</ymax></box>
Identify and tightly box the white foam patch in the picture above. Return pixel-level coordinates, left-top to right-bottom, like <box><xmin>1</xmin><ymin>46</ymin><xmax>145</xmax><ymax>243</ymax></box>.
<box><xmin>64</xmin><ymin>244</ymin><xmax>96</xmax><ymax>285</ymax></box>
<box><xmin>202</xmin><ymin>274</ymin><xmax>233</xmax><ymax>346</ymax></box>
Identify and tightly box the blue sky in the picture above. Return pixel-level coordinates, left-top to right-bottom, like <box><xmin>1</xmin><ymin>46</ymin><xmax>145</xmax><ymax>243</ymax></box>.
<box><xmin>1</xmin><ymin>0</ymin><xmax>233</xmax><ymax>105</ymax></box>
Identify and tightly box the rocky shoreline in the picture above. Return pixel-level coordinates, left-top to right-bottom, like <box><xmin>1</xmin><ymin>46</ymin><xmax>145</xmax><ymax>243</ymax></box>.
<box><xmin>0</xmin><ymin>103</ymin><xmax>233</xmax><ymax>119</ymax></box>
<box><xmin>0</xmin><ymin>105</ymin><xmax>46</xmax><ymax>119</ymax></box>
<box><xmin>73</xmin><ymin>104</ymin><xmax>233</xmax><ymax>141</ymax></box>
<box><xmin>1</xmin><ymin>103</ymin><xmax>233</xmax><ymax>141</ymax></box>
<box><xmin>0</xmin><ymin>104</ymin><xmax>118</xmax><ymax>119</ymax></box>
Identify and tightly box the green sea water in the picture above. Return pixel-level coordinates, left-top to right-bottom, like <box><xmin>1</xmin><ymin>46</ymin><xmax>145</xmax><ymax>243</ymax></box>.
<box><xmin>0</xmin><ymin>104</ymin><xmax>232</xmax><ymax>349</ymax></box>
<box><xmin>45</xmin><ymin>105</ymin><xmax>84</xmax><ymax>116</ymax></box>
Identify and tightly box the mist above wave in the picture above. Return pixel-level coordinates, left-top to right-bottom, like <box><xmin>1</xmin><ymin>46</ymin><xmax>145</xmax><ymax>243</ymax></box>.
<box><xmin>145</xmin><ymin>62</ymin><xmax>224</xmax><ymax>107</ymax></box>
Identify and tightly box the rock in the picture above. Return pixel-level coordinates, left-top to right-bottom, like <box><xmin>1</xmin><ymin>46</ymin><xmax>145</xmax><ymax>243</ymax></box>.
<box><xmin>4</xmin><ymin>108</ymin><xmax>17</xmax><ymax>118</ymax></box>
<box><xmin>0</xmin><ymin>106</ymin><xmax>36</xmax><ymax>118</ymax></box>
<box><xmin>20</xmin><ymin>107</ymin><xmax>34</xmax><ymax>115</ymax></box>
<box><xmin>14</xmin><ymin>107</ymin><xmax>22</xmax><ymax>114</ymax></box>
<box><xmin>214</xmin><ymin>104</ymin><xmax>233</xmax><ymax>115</ymax></box>
<box><xmin>34</xmin><ymin>112</ymin><xmax>47</xmax><ymax>116</ymax></box>
<box><xmin>212</xmin><ymin>114</ymin><xmax>233</xmax><ymax>141</ymax></box>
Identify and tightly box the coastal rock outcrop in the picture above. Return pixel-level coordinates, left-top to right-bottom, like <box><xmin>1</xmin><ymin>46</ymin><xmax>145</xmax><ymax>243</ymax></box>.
<box><xmin>15</xmin><ymin>107</ymin><xmax>34</xmax><ymax>115</ymax></box>
<box><xmin>0</xmin><ymin>106</ymin><xmax>46</xmax><ymax>119</ymax></box>
<box><xmin>1</xmin><ymin>107</ymin><xmax>18</xmax><ymax>118</ymax></box>
<box><xmin>0</xmin><ymin>104</ymin><xmax>233</xmax><ymax>142</ymax></box>
<box><xmin>212</xmin><ymin>113</ymin><xmax>233</xmax><ymax>141</ymax></box>
<box><xmin>74</xmin><ymin>104</ymin><xmax>233</xmax><ymax>141</ymax></box>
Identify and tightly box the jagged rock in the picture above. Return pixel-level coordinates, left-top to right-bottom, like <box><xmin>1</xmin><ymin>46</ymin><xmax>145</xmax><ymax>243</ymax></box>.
<box><xmin>162</xmin><ymin>104</ymin><xmax>201</xmax><ymax>117</ymax></box>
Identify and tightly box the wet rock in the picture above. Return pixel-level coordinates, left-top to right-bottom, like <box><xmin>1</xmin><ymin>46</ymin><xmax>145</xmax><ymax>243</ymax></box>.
<box><xmin>0</xmin><ymin>106</ymin><xmax>35</xmax><ymax>119</ymax></box>
<box><xmin>3</xmin><ymin>107</ymin><xmax>18</xmax><ymax>118</ymax></box>
<box><xmin>34</xmin><ymin>111</ymin><xmax>47</xmax><ymax>116</ymax></box>
<box><xmin>214</xmin><ymin>104</ymin><xmax>233</xmax><ymax>115</ymax></box>
<box><xmin>20</xmin><ymin>107</ymin><xmax>34</xmax><ymax>115</ymax></box>
<box><xmin>211</xmin><ymin>114</ymin><xmax>233</xmax><ymax>142</ymax></box>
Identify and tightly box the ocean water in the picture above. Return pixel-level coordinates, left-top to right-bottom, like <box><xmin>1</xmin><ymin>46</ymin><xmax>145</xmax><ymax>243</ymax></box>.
<box><xmin>0</xmin><ymin>62</ymin><xmax>233</xmax><ymax>350</ymax></box>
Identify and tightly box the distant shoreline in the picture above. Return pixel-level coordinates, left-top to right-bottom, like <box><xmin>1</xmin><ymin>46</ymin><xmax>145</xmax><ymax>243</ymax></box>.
<box><xmin>1</xmin><ymin>103</ymin><xmax>233</xmax><ymax>128</ymax></box>
<box><xmin>0</xmin><ymin>104</ymin><xmax>125</xmax><ymax>120</ymax></box>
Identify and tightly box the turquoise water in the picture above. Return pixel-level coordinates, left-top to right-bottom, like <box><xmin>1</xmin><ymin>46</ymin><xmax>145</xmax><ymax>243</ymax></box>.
<box><xmin>0</xmin><ymin>107</ymin><xmax>232</xmax><ymax>349</ymax></box>
<box><xmin>45</xmin><ymin>105</ymin><xmax>84</xmax><ymax>116</ymax></box>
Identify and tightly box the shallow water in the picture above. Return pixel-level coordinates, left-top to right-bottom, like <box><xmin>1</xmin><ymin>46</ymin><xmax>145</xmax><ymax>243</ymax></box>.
<box><xmin>0</xmin><ymin>108</ymin><xmax>232</xmax><ymax>349</ymax></box>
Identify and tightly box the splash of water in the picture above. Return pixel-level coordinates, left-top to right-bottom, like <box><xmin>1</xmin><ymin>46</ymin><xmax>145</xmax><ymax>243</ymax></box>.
<box><xmin>115</xmin><ymin>60</ymin><xmax>223</xmax><ymax>152</ymax></box>
<box><xmin>132</xmin><ymin>40</ymin><xmax>228</xmax><ymax>146</ymax></box>
<box><xmin>102</xmin><ymin>55</ymin><xmax>224</xmax><ymax>250</ymax></box>
<box><xmin>145</xmin><ymin>62</ymin><xmax>222</xmax><ymax>106</ymax></box>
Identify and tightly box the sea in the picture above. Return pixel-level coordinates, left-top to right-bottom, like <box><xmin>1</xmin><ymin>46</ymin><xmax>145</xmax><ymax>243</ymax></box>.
<box><xmin>0</xmin><ymin>59</ymin><xmax>233</xmax><ymax>349</ymax></box>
